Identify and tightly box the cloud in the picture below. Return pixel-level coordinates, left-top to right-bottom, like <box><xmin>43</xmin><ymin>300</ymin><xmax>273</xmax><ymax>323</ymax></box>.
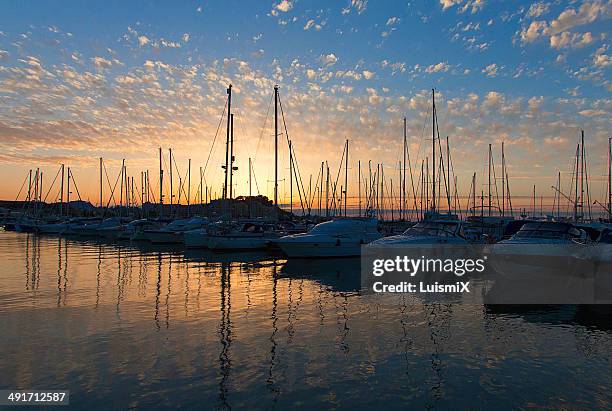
<box><xmin>425</xmin><ymin>61</ymin><xmax>450</xmax><ymax>73</ymax></box>
<box><xmin>91</xmin><ymin>56</ymin><xmax>113</xmax><ymax>70</ymax></box>
<box><xmin>182</xmin><ymin>33</ymin><xmax>190</xmax><ymax>42</ymax></box>
<box><xmin>274</xmin><ymin>0</ymin><xmax>293</xmax><ymax>13</ymax></box>
<box><xmin>319</xmin><ymin>53</ymin><xmax>338</xmax><ymax>66</ymax></box>
<box><xmin>304</xmin><ymin>19</ymin><xmax>315</xmax><ymax>30</ymax></box>
<box><xmin>138</xmin><ymin>35</ymin><xmax>150</xmax><ymax>46</ymax></box>
<box><xmin>482</xmin><ymin>63</ymin><xmax>499</xmax><ymax>77</ymax></box>
<box><xmin>196</xmin><ymin>5</ymin><xmax>202</xmax><ymax>12</ymax></box>
<box><xmin>519</xmin><ymin>1</ymin><xmax>611</xmax><ymax>46</ymax></box>
<box><xmin>362</xmin><ymin>70</ymin><xmax>375</xmax><ymax>79</ymax></box>
<box><xmin>578</xmin><ymin>109</ymin><xmax>606</xmax><ymax>117</ymax></box>
<box><xmin>550</xmin><ymin>31</ymin><xmax>594</xmax><ymax>49</ymax></box>
<box><xmin>386</xmin><ymin>16</ymin><xmax>400</xmax><ymax>26</ymax></box>
<box><xmin>306</xmin><ymin>69</ymin><xmax>317</xmax><ymax>79</ymax></box>
<box><xmin>342</xmin><ymin>0</ymin><xmax>368</xmax><ymax>15</ymax></box>
<box><xmin>593</xmin><ymin>45</ymin><xmax>612</xmax><ymax>68</ymax></box>
<box><xmin>482</xmin><ymin>91</ymin><xmax>504</xmax><ymax>111</ymax></box>
<box><xmin>0</xmin><ymin>50</ymin><xmax>8</xmax><ymax>61</ymax></box>
<box><xmin>527</xmin><ymin>2</ymin><xmax>550</xmax><ymax>18</ymax></box>
<box><xmin>440</xmin><ymin>0</ymin><xmax>485</xmax><ymax>14</ymax></box>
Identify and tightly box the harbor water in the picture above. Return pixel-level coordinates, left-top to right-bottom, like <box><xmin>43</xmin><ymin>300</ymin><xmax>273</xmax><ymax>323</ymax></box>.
<box><xmin>0</xmin><ymin>230</ymin><xmax>611</xmax><ymax>410</ymax></box>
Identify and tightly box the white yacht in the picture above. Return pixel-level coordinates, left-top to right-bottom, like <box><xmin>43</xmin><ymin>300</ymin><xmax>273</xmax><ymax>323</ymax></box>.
<box><xmin>369</xmin><ymin>220</ymin><xmax>468</xmax><ymax>246</ymax></box>
<box><xmin>487</xmin><ymin>221</ymin><xmax>593</xmax><ymax>279</ymax></box>
<box><xmin>139</xmin><ymin>217</ymin><xmax>208</xmax><ymax>244</ymax></box>
<box><xmin>207</xmin><ymin>221</ymin><xmax>278</xmax><ymax>251</ymax></box>
<box><xmin>274</xmin><ymin>218</ymin><xmax>382</xmax><ymax>258</ymax></box>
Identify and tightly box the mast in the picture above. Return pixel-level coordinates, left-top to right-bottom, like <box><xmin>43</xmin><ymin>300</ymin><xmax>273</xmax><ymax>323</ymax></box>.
<box><xmin>27</xmin><ymin>169</ymin><xmax>32</xmax><ymax>203</ymax></box>
<box><xmin>289</xmin><ymin>140</ymin><xmax>293</xmax><ymax>215</ymax></box>
<box><xmin>580</xmin><ymin>130</ymin><xmax>585</xmax><ymax>219</ymax></box>
<box><xmin>274</xmin><ymin>85</ymin><xmax>279</xmax><ymax>208</ymax></box>
<box><xmin>431</xmin><ymin>89</ymin><xmax>436</xmax><ymax>213</ymax></box>
<box><xmin>229</xmin><ymin>113</ymin><xmax>234</xmax><ymax>199</ymax></box>
<box><xmin>223</xmin><ymin>84</ymin><xmax>232</xmax><ymax>199</ymax></box>
<box><xmin>99</xmin><ymin>158</ymin><xmax>103</xmax><ymax>209</ymax></box>
<box><xmin>248</xmin><ymin>157</ymin><xmax>252</xmax><ymax>218</ymax></box>
<box><xmin>358</xmin><ymin>160</ymin><xmax>361</xmax><ymax>217</ymax></box>
<box><xmin>344</xmin><ymin>139</ymin><xmax>348</xmax><ymax>217</ymax></box>
<box><xmin>608</xmin><ymin>137</ymin><xmax>611</xmax><ymax>219</ymax></box>
<box><xmin>319</xmin><ymin>162</ymin><xmax>323</xmax><ymax>217</ymax></box>
<box><xmin>446</xmin><ymin>136</ymin><xmax>451</xmax><ymax>213</ymax></box>
<box><xmin>169</xmin><ymin>149</ymin><xmax>173</xmax><ymax>215</ymax></box>
<box><xmin>187</xmin><ymin>158</ymin><xmax>191</xmax><ymax>216</ymax></box>
<box><xmin>325</xmin><ymin>162</ymin><xmax>329</xmax><ymax>217</ymax></box>
<box><xmin>60</xmin><ymin>164</ymin><xmax>65</xmax><ymax>215</ymax></box>
<box><xmin>472</xmin><ymin>172</ymin><xmax>476</xmax><ymax>218</ymax></box>
<box><xmin>67</xmin><ymin>167</ymin><xmax>71</xmax><ymax>215</ymax></box>
<box><xmin>159</xmin><ymin>147</ymin><xmax>163</xmax><ymax>217</ymax></box>
<box><xmin>533</xmin><ymin>185</ymin><xmax>536</xmax><ymax>218</ymax></box>
<box><xmin>403</xmin><ymin>117</ymin><xmax>407</xmax><ymax>220</ymax></box>
<box><xmin>488</xmin><ymin>144</ymin><xmax>492</xmax><ymax>216</ymax></box>
<box><xmin>501</xmin><ymin>142</ymin><xmax>505</xmax><ymax>217</ymax></box>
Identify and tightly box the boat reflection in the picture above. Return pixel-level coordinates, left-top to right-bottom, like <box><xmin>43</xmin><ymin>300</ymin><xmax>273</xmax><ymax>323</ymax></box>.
<box><xmin>279</xmin><ymin>257</ymin><xmax>361</xmax><ymax>293</ymax></box>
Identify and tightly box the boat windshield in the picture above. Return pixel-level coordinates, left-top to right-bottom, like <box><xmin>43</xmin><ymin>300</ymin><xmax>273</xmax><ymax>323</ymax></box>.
<box><xmin>402</xmin><ymin>222</ymin><xmax>460</xmax><ymax>237</ymax></box>
<box><xmin>513</xmin><ymin>223</ymin><xmax>581</xmax><ymax>239</ymax></box>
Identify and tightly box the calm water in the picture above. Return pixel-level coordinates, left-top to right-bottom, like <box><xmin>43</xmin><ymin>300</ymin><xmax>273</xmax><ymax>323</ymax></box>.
<box><xmin>0</xmin><ymin>230</ymin><xmax>611</xmax><ymax>410</ymax></box>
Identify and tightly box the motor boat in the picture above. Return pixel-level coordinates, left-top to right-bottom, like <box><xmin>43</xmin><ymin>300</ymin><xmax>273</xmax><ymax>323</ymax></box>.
<box><xmin>183</xmin><ymin>221</ymin><xmax>229</xmax><ymax>248</ymax></box>
<box><xmin>36</xmin><ymin>217</ymin><xmax>70</xmax><ymax>234</ymax></box>
<box><xmin>368</xmin><ymin>219</ymin><xmax>469</xmax><ymax>246</ymax></box>
<box><xmin>63</xmin><ymin>218</ymin><xmax>104</xmax><ymax>236</ymax></box>
<box><xmin>140</xmin><ymin>217</ymin><xmax>208</xmax><ymax>244</ymax></box>
<box><xmin>274</xmin><ymin>218</ymin><xmax>382</xmax><ymax>258</ymax></box>
<box><xmin>207</xmin><ymin>221</ymin><xmax>278</xmax><ymax>251</ymax></box>
<box><xmin>487</xmin><ymin>221</ymin><xmax>594</xmax><ymax>280</ymax></box>
<box><xmin>95</xmin><ymin>217</ymin><xmax>132</xmax><ymax>239</ymax></box>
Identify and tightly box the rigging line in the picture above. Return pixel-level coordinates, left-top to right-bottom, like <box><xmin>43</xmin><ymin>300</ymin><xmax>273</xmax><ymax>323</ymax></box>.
<box><xmin>491</xmin><ymin>150</ymin><xmax>501</xmax><ymax>211</ymax></box>
<box><xmin>253</xmin><ymin>92</ymin><xmax>274</xmax><ymax>162</ymax></box>
<box><xmin>251</xmin><ymin>159</ymin><xmax>261</xmax><ymax>195</ymax></box>
<box><xmin>13</xmin><ymin>173</ymin><xmax>29</xmax><ymax>202</ymax></box>
<box><xmin>202</xmin><ymin>96</ymin><xmax>228</xmax><ymax>179</ymax></box>
<box><xmin>42</xmin><ymin>166</ymin><xmax>61</xmax><ymax>204</ymax></box>
<box><xmin>69</xmin><ymin>169</ymin><xmax>83</xmax><ymax>202</ymax></box>
<box><xmin>278</xmin><ymin>94</ymin><xmax>307</xmax><ymax>214</ymax></box>
<box><xmin>330</xmin><ymin>143</ymin><xmax>347</xmax><ymax>212</ymax></box>
<box><xmin>103</xmin><ymin>162</ymin><xmax>118</xmax><ymax>207</ymax></box>
<box><xmin>104</xmin><ymin>165</ymin><xmax>123</xmax><ymax>211</ymax></box>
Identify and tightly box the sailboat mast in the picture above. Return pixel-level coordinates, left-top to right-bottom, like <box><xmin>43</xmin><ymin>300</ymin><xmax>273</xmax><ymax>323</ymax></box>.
<box><xmin>580</xmin><ymin>131</ymin><xmax>585</xmax><ymax>218</ymax></box>
<box><xmin>344</xmin><ymin>139</ymin><xmax>348</xmax><ymax>217</ymax></box>
<box><xmin>67</xmin><ymin>167</ymin><xmax>71</xmax><ymax>215</ymax></box>
<box><xmin>60</xmin><ymin>164</ymin><xmax>65</xmax><ymax>216</ymax></box>
<box><xmin>431</xmin><ymin>89</ymin><xmax>436</xmax><ymax>213</ymax></box>
<box><xmin>289</xmin><ymin>140</ymin><xmax>293</xmax><ymax>215</ymax></box>
<box><xmin>403</xmin><ymin>117</ymin><xmax>407</xmax><ymax>220</ymax></box>
<box><xmin>608</xmin><ymin>137</ymin><xmax>611</xmax><ymax>219</ymax></box>
<box><xmin>358</xmin><ymin>160</ymin><xmax>361</xmax><ymax>217</ymax></box>
<box><xmin>99</xmin><ymin>158</ymin><xmax>103</xmax><ymax>209</ymax></box>
<box><xmin>274</xmin><ymin>85</ymin><xmax>279</xmax><ymax>208</ymax></box>
<box><xmin>488</xmin><ymin>144</ymin><xmax>492</xmax><ymax>216</ymax></box>
<box><xmin>325</xmin><ymin>162</ymin><xmax>329</xmax><ymax>217</ymax></box>
<box><xmin>159</xmin><ymin>147</ymin><xmax>163</xmax><ymax>217</ymax></box>
<box><xmin>169</xmin><ymin>149</ymin><xmax>173</xmax><ymax>215</ymax></box>
<box><xmin>501</xmin><ymin>142</ymin><xmax>505</xmax><ymax>217</ymax></box>
<box><xmin>223</xmin><ymin>84</ymin><xmax>232</xmax><ymax>199</ymax></box>
<box><xmin>229</xmin><ymin>114</ymin><xmax>234</xmax><ymax>199</ymax></box>
<box><xmin>187</xmin><ymin>158</ymin><xmax>191</xmax><ymax>216</ymax></box>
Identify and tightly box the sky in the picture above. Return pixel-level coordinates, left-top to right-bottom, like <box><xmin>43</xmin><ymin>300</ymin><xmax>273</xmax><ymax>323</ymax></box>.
<box><xmin>0</xmin><ymin>0</ymin><xmax>610</xmax><ymax>212</ymax></box>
